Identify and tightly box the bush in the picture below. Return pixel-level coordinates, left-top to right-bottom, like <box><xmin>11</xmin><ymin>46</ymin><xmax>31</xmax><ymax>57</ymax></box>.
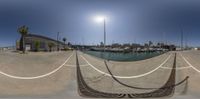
<box><xmin>34</xmin><ymin>41</ymin><xmax>40</xmax><ymax>52</ymax></box>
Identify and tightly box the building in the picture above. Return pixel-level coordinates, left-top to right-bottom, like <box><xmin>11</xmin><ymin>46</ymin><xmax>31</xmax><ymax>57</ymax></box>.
<box><xmin>161</xmin><ymin>45</ymin><xmax>176</xmax><ymax>51</ymax></box>
<box><xmin>192</xmin><ymin>47</ymin><xmax>200</xmax><ymax>50</ymax></box>
<box><xmin>17</xmin><ymin>34</ymin><xmax>66</xmax><ymax>51</ymax></box>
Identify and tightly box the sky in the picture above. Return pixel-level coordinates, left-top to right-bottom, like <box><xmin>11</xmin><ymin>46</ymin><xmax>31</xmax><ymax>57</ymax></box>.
<box><xmin>0</xmin><ymin>0</ymin><xmax>200</xmax><ymax>47</ymax></box>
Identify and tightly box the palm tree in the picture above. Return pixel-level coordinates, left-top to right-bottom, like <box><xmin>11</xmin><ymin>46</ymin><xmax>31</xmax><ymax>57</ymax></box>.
<box><xmin>48</xmin><ymin>42</ymin><xmax>55</xmax><ymax>52</ymax></box>
<box><xmin>17</xmin><ymin>25</ymin><xmax>29</xmax><ymax>53</ymax></box>
<box><xmin>63</xmin><ymin>37</ymin><xmax>67</xmax><ymax>49</ymax></box>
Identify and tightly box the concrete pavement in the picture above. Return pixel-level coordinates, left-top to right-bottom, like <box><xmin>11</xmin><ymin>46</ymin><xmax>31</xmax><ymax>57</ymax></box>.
<box><xmin>0</xmin><ymin>50</ymin><xmax>200</xmax><ymax>98</ymax></box>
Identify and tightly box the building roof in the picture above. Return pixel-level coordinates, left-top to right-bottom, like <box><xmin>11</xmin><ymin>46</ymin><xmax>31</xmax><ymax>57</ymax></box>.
<box><xmin>25</xmin><ymin>33</ymin><xmax>64</xmax><ymax>44</ymax></box>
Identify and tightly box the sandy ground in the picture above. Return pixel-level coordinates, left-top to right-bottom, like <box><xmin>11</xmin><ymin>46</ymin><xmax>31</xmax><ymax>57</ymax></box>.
<box><xmin>0</xmin><ymin>50</ymin><xmax>200</xmax><ymax>99</ymax></box>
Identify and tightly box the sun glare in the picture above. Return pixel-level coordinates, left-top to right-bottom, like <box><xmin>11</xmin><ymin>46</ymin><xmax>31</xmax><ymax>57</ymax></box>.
<box><xmin>94</xmin><ymin>16</ymin><xmax>105</xmax><ymax>23</ymax></box>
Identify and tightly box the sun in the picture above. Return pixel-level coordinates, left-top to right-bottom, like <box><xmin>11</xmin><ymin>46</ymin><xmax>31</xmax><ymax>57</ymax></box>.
<box><xmin>94</xmin><ymin>16</ymin><xmax>105</xmax><ymax>23</ymax></box>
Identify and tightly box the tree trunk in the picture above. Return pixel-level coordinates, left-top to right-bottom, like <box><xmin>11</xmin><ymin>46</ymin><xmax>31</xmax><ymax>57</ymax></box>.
<box><xmin>64</xmin><ymin>41</ymin><xmax>66</xmax><ymax>49</ymax></box>
<box><xmin>22</xmin><ymin>35</ymin><xmax>25</xmax><ymax>53</ymax></box>
<box><xmin>50</xmin><ymin>47</ymin><xmax>52</xmax><ymax>52</ymax></box>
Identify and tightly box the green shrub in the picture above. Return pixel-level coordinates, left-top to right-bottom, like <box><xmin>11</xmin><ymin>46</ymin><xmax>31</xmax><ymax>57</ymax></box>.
<box><xmin>34</xmin><ymin>41</ymin><xmax>40</xmax><ymax>52</ymax></box>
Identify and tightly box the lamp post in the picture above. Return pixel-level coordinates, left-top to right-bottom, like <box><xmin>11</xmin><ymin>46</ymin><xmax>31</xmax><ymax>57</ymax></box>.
<box><xmin>57</xmin><ymin>32</ymin><xmax>60</xmax><ymax>51</ymax></box>
<box><xmin>180</xmin><ymin>26</ymin><xmax>183</xmax><ymax>51</ymax></box>
<box><xmin>94</xmin><ymin>16</ymin><xmax>106</xmax><ymax>52</ymax></box>
<box><xmin>103</xmin><ymin>18</ymin><xmax>106</xmax><ymax>52</ymax></box>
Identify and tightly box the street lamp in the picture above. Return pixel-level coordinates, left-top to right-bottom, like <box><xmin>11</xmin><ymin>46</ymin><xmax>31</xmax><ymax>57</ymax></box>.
<box><xmin>94</xmin><ymin>16</ymin><xmax>106</xmax><ymax>52</ymax></box>
<box><xmin>57</xmin><ymin>32</ymin><xmax>60</xmax><ymax>51</ymax></box>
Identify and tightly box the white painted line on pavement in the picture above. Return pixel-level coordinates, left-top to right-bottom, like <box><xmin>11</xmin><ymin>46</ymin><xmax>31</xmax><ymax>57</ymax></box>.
<box><xmin>0</xmin><ymin>52</ymin><xmax>74</xmax><ymax>80</ymax></box>
<box><xmin>65</xmin><ymin>64</ymin><xmax>89</xmax><ymax>67</ymax></box>
<box><xmin>161</xmin><ymin>66</ymin><xmax>192</xmax><ymax>70</ymax></box>
<box><xmin>80</xmin><ymin>53</ymin><xmax>171</xmax><ymax>79</ymax></box>
<box><xmin>180</xmin><ymin>53</ymin><xmax>200</xmax><ymax>73</ymax></box>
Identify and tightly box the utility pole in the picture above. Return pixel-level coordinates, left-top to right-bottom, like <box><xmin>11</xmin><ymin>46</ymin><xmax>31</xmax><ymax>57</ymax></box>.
<box><xmin>179</xmin><ymin>25</ymin><xmax>184</xmax><ymax>51</ymax></box>
<box><xmin>180</xmin><ymin>27</ymin><xmax>183</xmax><ymax>51</ymax></box>
<box><xmin>104</xmin><ymin>18</ymin><xmax>106</xmax><ymax>52</ymax></box>
<box><xmin>161</xmin><ymin>32</ymin><xmax>167</xmax><ymax>45</ymax></box>
<box><xmin>185</xmin><ymin>32</ymin><xmax>188</xmax><ymax>50</ymax></box>
<box><xmin>57</xmin><ymin>32</ymin><xmax>60</xmax><ymax>51</ymax></box>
